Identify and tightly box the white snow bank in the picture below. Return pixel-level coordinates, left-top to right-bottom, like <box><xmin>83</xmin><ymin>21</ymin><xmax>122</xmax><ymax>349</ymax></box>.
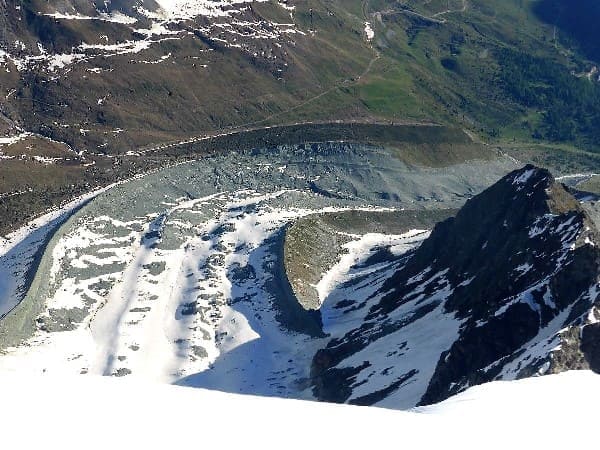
<box><xmin>364</xmin><ymin>22</ymin><xmax>375</xmax><ymax>40</ymax></box>
<box><xmin>152</xmin><ymin>0</ymin><xmax>269</xmax><ymax>19</ymax></box>
<box><xmin>0</xmin><ymin>371</ymin><xmax>597</xmax><ymax>449</ymax></box>
<box><xmin>0</xmin><ymin>132</ymin><xmax>31</xmax><ymax>146</ymax></box>
<box><xmin>43</xmin><ymin>12</ymin><xmax>138</xmax><ymax>24</ymax></box>
<box><xmin>512</xmin><ymin>167</ymin><xmax>536</xmax><ymax>185</ymax></box>
<box><xmin>421</xmin><ymin>371</ymin><xmax>600</xmax><ymax>433</ymax></box>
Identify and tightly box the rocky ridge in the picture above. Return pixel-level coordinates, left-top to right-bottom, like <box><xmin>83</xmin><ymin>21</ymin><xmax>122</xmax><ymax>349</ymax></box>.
<box><xmin>311</xmin><ymin>165</ymin><xmax>600</xmax><ymax>407</ymax></box>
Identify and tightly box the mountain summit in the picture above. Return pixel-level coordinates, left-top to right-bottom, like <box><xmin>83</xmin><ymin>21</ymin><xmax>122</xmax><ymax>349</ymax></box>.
<box><xmin>311</xmin><ymin>165</ymin><xmax>600</xmax><ymax>407</ymax></box>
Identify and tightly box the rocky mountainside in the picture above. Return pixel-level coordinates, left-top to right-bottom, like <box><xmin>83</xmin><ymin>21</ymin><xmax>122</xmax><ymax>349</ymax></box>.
<box><xmin>2</xmin><ymin>0</ymin><xmax>600</xmax><ymax>415</ymax></box>
<box><xmin>311</xmin><ymin>165</ymin><xmax>600</xmax><ymax>407</ymax></box>
<box><xmin>1</xmin><ymin>0</ymin><xmax>600</xmax><ymax>153</ymax></box>
<box><xmin>0</xmin><ymin>0</ymin><xmax>309</xmax><ymax>150</ymax></box>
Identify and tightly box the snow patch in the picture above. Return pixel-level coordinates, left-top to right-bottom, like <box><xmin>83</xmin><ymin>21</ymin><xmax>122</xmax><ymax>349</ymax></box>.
<box><xmin>364</xmin><ymin>22</ymin><xmax>375</xmax><ymax>40</ymax></box>
<box><xmin>512</xmin><ymin>168</ymin><xmax>536</xmax><ymax>185</ymax></box>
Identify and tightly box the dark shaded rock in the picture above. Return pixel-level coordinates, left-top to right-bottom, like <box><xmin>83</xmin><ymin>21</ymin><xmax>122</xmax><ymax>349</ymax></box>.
<box><xmin>114</xmin><ymin>368</ymin><xmax>132</xmax><ymax>377</ymax></box>
<box><xmin>420</xmin><ymin>303</ymin><xmax>540</xmax><ymax>405</ymax></box>
<box><xmin>310</xmin><ymin>352</ymin><xmax>370</xmax><ymax>403</ymax></box>
<box><xmin>581</xmin><ymin>323</ymin><xmax>600</xmax><ymax>372</ymax></box>
<box><xmin>142</xmin><ymin>261</ymin><xmax>166</xmax><ymax>276</ymax></box>
<box><xmin>191</xmin><ymin>345</ymin><xmax>208</xmax><ymax>358</ymax></box>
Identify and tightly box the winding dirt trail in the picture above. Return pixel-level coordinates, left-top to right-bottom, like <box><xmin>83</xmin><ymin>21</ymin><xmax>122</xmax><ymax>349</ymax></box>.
<box><xmin>432</xmin><ymin>0</ymin><xmax>468</xmax><ymax>19</ymax></box>
<box><xmin>380</xmin><ymin>0</ymin><xmax>468</xmax><ymax>24</ymax></box>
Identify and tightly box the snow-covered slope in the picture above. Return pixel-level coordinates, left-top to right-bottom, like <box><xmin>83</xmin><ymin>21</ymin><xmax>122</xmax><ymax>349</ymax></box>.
<box><xmin>0</xmin><ymin>370</ymin><xmax>598</xmax><ymax>449</ymax></box>
<box><xmin>151</xmin><ymin>0</ymin><xmax>293</xmax><ymax>19</ymax></box>
<box><xmin>5</xmin><ymin>154</ymin><xmax>600</xmax><ymax>413</ymax></box>
<box><xmin>5</xmin><ymin>151</ymin><xmax>599</xmax><ymax>413</ymax></box>
<box><xmin>0</xmin><ymin>144</ymin><xmax>517</xmax><ymax>405</ymax></box>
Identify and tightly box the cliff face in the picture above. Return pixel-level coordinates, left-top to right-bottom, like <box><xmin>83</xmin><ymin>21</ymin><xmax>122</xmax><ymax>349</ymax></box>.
<box><xmin>311</xmin><ymin>165</ymin><xmax>600</xmax><ymax>407</ymax></box>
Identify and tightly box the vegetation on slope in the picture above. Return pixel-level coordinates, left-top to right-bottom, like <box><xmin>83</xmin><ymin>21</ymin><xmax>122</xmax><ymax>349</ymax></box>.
<box><xmin>3</xmin><ymin>0</ymin><xmax>600</xmax><ymax>154</ymax></box>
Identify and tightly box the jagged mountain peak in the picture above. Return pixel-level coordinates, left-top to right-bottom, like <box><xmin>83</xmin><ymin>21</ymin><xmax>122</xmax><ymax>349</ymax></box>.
<box><xmin>311</xmin><ymin>165</ymin><xmax>600</xmax><ymax>408</ymax></box>
<box><xmin>375</xmin><ymin>164</ymin><xmax>597</xmax><ymax>319</ymax></box>
<box><xmin>475</xmin><ymin>164</ymin><xmax>579</xmax><ymax>216</ymax></box>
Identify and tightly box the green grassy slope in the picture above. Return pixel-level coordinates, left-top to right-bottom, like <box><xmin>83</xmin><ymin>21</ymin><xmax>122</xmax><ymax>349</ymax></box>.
<box><xmin>267</xmin><ymin>0</ymin><xmax>600</xmax><ymax>153</ymax></box>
